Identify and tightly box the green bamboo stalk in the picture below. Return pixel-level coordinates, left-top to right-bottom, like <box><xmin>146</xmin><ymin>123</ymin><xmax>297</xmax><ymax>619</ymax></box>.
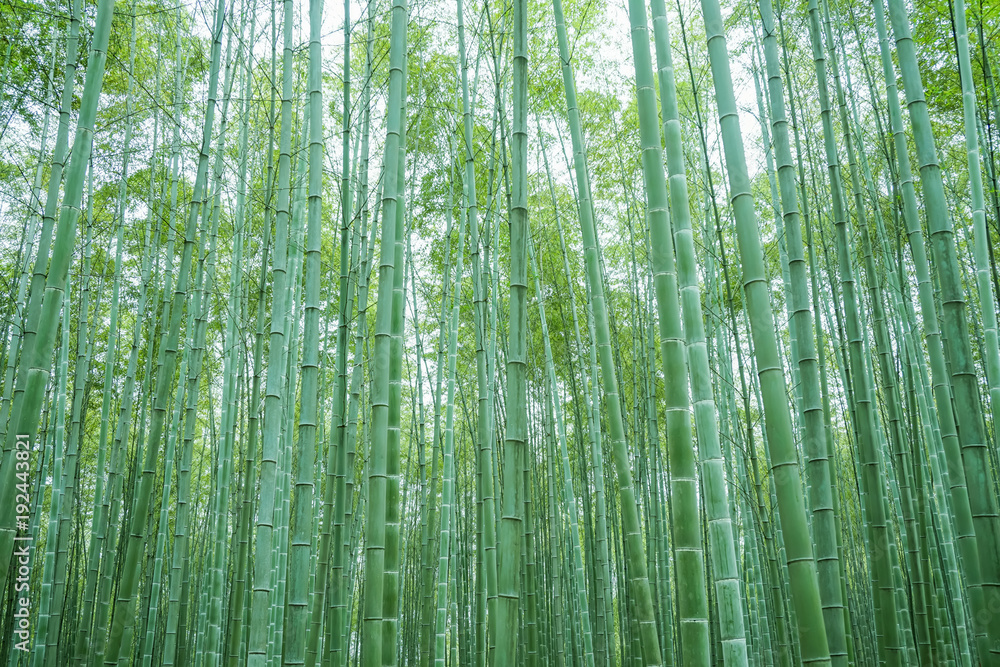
<box><xmin>307</xmin><ymin>0</ymin><xmax>352</xmax><ymax>658</ymax></box>
<box><xmin>329</xmin><ymin>10</ymin><xmax>375</xmax><ymax>664</ymax></box>
<box><xmin>361</xmin><ymin>0</ymin><xmax>407</xmax><ymax>659</ymax></box>
<box><xmin>205</xmin><ymin>8</ymin><xmax>253</xmax><ymax>665</ymax></box>
<box><xmin>695</xmin><ymin>0</ymin><xmax>832</xmax><ymax>661</ymax></box>
<box><xmin>883</xmin><ymin>0</ymin><xmax>1000</xmax><ymax>656</ymax></box>
<box><xmin>623</xmin><ymin>0</ymin><xmax>708</xmax><ymax>661</ymax></box>
<box><xmin>547</xmin><ymin>3</ymin><xmax>662</xmax><ymax>664</ymax></box>
<box><xmin>953</xmin><ymin>0</ymin><xmax>1000</xmax><ymax>577</ymax></box>
<box><xmin>382</xmin><ymin>24</ymin><xmax>411</xmax><ymax>667</ymax></box>
<box><xmin>31</xmin><ymin>269</ymin><xmax>71</xmax><ymax>663</ymax></box>
<box><xmin>245</xmin><ymin>0</ymin><xmax>299</xmax><ymax>657</ymax></box>
<box><xmin>754</xmin><ymin>0</ymin><xmax>848</xmax><ymax>660</ymax></box>
<box><xmin>158</xmin><ymin>27</ymin><xmax>214</xmax><ymax>665</ymax></box>
<box><xmin>807</xmin><ymin>3</ymin><xmax>908</xmax><ymax>658</ymax></box>
<box><xmin>456</xmin><ymin>3</ymin><xmax>498</xmax><ymax>663</ymax></box>
<box><xmin>0</xmin><ymin>40</ymin><xmax>58</xmax><ymax>451</ymax></box>
<box><xmin>0</xmin><ymin>0</ymin><xmax>116</xmax><ymax>589</ymax></box>
<box><xmin>0</xmin><ymin>0</ymin><xmax>81</xmax><ymax>454</ymax></box>
<box><xmin>494</xmin><ymin>0</ymin><xmax>530</xmax><ymax>657</ymax></box>
<box><xmin>104</xmin><ymin>1</ymin><xmax>232</xmax><ymax>659</ymax></box>
<box><xmin>420</xmin><ymin>155</ymin><xmax>453</xmax><ymax>667</ymax></box>
<box><xmin>646</xmin><ymin>0</ymin><xmax>749</xmax><ymax>662</ymax></box>
<box><xmin>435</xmin><ymin>155</ymin><xmax>465</xmax><ymax>667</ymax></box>
<box><xmin>273</xmin><ymin>101</ymin><xmax>310</xmax><ymax>665</ymax></box>
<box><xmin>284</xmin><ymin>0</ymin><xmax>324</xmax><ymax>658</ymax></box>
<box><xmin>528</xmin><ymin>234</ymin><xmax>596</xmax><ymax>667</ymax></box>
<box><xmin>131</xmin><ymin>17</ymin><xmax>170</xmax><ymax>662</ymax></box>
<box><xmin>225</xmin><ymin>7</ymin><xmax>269</xmax><ymax>661</ymax></box>
<box><xmin>831</xmin><ymin>8</ymin><xmax>932</xmax><ymax>660</ymax></box>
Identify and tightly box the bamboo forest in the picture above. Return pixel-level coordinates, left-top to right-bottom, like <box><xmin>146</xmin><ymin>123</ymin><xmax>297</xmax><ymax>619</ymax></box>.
<box><xmin>7</xmin><ymin>0</ymin><xmax>1000</xmax><ymax>660</ymax></box>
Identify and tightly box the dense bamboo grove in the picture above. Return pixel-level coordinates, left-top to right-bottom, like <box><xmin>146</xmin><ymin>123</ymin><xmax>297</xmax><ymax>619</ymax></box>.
<box><xmin>6</xmin><ymin>0</ymin><xmax>1000</xmax><ymax>662</ymax></box>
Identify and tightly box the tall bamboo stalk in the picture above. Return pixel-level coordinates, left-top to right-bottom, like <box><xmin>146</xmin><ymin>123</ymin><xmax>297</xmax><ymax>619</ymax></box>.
<box><xmin>696</xmin><ymin>0</ymin><xmax>832</xmax><ymax>662</ymax></box>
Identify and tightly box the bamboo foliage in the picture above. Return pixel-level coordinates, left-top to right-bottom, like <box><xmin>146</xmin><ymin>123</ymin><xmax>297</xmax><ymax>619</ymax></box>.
<box><xmin>6</xmin><ymin>0</ymin><xmax>1000</xmax><ymax>664</ymax></box>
